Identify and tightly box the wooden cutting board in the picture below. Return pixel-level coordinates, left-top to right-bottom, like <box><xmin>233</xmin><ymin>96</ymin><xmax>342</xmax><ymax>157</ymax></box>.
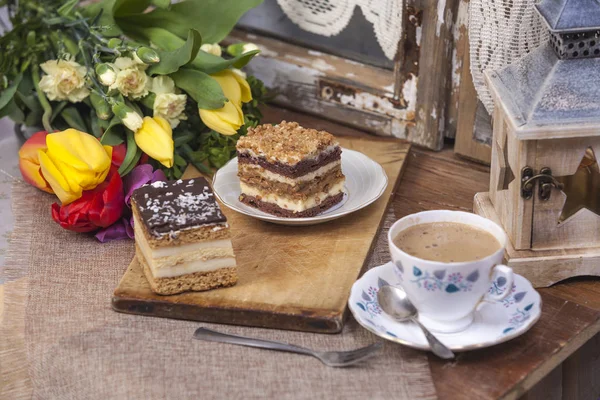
<box><xmin>113</xmin><ymin>137</ymin><xmax>410</xmax><ymax>333</ymax></box>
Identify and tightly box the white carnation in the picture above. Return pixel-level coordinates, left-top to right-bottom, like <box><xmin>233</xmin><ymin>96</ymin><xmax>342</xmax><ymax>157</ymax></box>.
<box><xmin>38</xmin><ymin>59</ymin><xmax>90</xmax><ymax>103</ymax></box>
<box><xmin>98</xmin><ymin>67</ymin><xmax>116</xmax><ymax>87</ymax></box>
<box><xmin>154</xmin><ymin>93</ymin><xmax>188</xmax><ymax>128</ymax></box>
<box><xmin>200</xmin><ymin>43</ymin><xmax>222</xmax><ymax>57</ymax></box>
<box><xmin>111</xmin><ymin>64</ymin><xmax>150</xmax><ymax>99</ymax></box>
<box><xmin>121</xmin><ymin>110</ymin><xmax>144</xmax><ymax>132</ymax></box>
<box><xmin>150</xmin><ymin>76</ymin><xmax>176</xmax><ymax>95</ymax></box>
<box><xmin>242</xmin><ymin>43</ymin><xmax>260</xmax><ymax>54</ymax></box>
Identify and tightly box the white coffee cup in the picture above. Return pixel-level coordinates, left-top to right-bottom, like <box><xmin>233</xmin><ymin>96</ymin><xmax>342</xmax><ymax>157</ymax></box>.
<box><xmin>388</xmin><ymin>210</ymin><xmax>514</xmax><ymax>333</ymax></box>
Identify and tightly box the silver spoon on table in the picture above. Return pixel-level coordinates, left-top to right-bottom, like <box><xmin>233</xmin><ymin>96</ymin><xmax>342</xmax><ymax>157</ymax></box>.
<box><xmin>377</xmin><ymin>285</ymin><xmax>455</xmax><ymax>359</ymax></box>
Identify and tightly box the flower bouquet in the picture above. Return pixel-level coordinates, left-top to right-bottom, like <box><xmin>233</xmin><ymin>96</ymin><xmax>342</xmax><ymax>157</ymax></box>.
<box><xmin>0</xmin><ymin>0</ymin><xmax>267</xmax><ymax>240</ymax></box>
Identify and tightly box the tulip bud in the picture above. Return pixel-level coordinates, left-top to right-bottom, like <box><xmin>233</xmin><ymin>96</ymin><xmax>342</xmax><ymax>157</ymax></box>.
<box><xmin>107</xmin><ymin>38</ymin><xmax>123</xmax><ymax>49</ymax></box>
<box><xmin>95</xmin><ymin>63</ymin><xmax>116</xmax><ymax>87</ymax></box>
<box><xmin>112</xmin><ymin>103</ymin><xmax>143</xmax><ymax>132</ymax></box>
<box><xmin>90</xmin><ymin>93</ymin><xmax>112</xmax><ymax>120</ymax></box>
<box><xmin>135</xmin><ymin>47</ymin><xmax>160</xmax><ymax>64</ymax></box>
<box><xmin>200</xmin><ymin>43</ymin><xmax>222</xmax><ymax>57</ymax></box>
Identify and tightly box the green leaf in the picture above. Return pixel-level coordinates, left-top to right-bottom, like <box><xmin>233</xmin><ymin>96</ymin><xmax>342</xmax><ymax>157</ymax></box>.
<box><xmin>50</xmin><ymin>101</ymin><xmax>69</xmax><ymax>123</ymax></box>
<box><xmin>113</xmin><ymin>0</ymin><xmax>152</xmax><ymax>16</ymax></box>
<box><xmin>118</xmin><ymin>130</ymin><xmax>142</xmax><ymax>176</ymax></box>
<box><xmin>191</xmin><ymin>50</ymin><xmax>259</xmax><ymax>74</ymax></box>
<box><xmin>120</xmin><ymin>0</ymin><xmax>263</xmax><ymax>43</ymax></box>
<box><xmin>60</xmin><ymin>107</ymin><xmax>88</xmax><ymax>133</ymax></box>
<box><xmin>57</xmin><ymin>0</ymin><xmax>79</xmax><ymax>17</ymax></box>
<box><xmin>0</xmin><ymin>73</ymin><xmax>23</xmax><ymax>112</ymax></box>
<box><xmin>100</xmin><ymin>116</ymin><xmax>125</xmax><ymax>145</ymax></box>
<box><xmin>81</xmin><ymin>0</ymin><xmax>123</xmax><ymax>37</ymax></box>
<box><xmin>90</xmin><ymin>109</ymin><xmax>103</xmax><ymax>138</ymax></box>
<box><xmin>124</xmin><ymin>26</ymin><xmax>185</xmax><ymax>50</ymax></box>
<box><xmin>170</xmin><ymin>68</ymin><xmax>226</xmax><ymax>110</ymax></box>
<box><xmin>14</xmin><ymin>91</ymin><xmax>41</xmax><ymax>114</ymax></box>
<box><xmin>0</xmin><ymin>100</ymin><xmax>18</xmax><ymax>120</ymax></box>
<box><xmin>151</xmin><ymin>0</ymin><xmax>171</xmax><ymax>9</ymax></box>
<box><xmin>147</xmin><ymin>29</ymin><xmax>202</xmax><ymax>76</ymax></box>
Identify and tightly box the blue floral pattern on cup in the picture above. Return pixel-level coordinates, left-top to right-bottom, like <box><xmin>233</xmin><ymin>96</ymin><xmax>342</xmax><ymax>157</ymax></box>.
<box><xmin>409</xmin><ymin>266</ymin><xmax>479</xmax><ymax>293</ymax></box>
<box><xmin>502</xmin><ymin>303</ymin><xmax>534</xmax><ymax>335</ymax></box>
<box><xmin>355</xmin><ymin>278</ymin><xmax>389</xmax><ymax>318</ymax></box>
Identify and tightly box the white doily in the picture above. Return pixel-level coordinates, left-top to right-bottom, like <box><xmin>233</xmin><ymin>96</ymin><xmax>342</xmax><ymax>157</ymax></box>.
<box><xmin>276</xmin><ymin>0</ymin><xmax>403</xmax><ymax>60</ymax></box>
<box><xmin>469</xmin><ymin>0</ymin><xmax>548</xmax><ymax>114</ymax></box>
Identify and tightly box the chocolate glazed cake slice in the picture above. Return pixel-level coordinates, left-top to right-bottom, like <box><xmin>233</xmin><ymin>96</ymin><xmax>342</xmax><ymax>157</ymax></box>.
<box><xmin>236</xmin><ymin>121</ymin><xmax>346</xmax><ymax>218</ymax></box>
<box><xmin>131</xmin><ymin>178</ymin><xmax>237</xmax><ymax>295</ymax></box>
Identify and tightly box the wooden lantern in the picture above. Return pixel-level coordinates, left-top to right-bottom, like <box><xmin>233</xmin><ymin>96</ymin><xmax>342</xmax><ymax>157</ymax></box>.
<box><xmin>474</xmin><ymin>0</ymin><xmax>600</xmax><ymax>287</ymax></box>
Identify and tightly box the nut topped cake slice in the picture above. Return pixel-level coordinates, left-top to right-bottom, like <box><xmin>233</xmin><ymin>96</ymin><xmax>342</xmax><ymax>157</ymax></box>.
<box><xmin>236</xmin><ymin>121</ymin><xmax>346</xmax><ymax>218</ymax></box>
<box><xmin>131</xmin><ymin>178</ymin><xmax>237</xmax><ymax>295</ymax></box>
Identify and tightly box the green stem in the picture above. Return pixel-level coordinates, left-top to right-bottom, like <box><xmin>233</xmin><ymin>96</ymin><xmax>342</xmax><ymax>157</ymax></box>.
<box><xmin>181</xmin><ymin>144</ymin><xmax>212</xmax><ymax>175</ymax></box>
<box><xmin>31</xmin><ymin>65</ymin><xmax>53</xmax><ymax>132</ymax></box>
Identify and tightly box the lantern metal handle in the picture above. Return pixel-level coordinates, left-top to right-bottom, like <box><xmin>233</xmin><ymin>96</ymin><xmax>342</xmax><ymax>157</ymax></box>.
<box><xmin>521</xmin><ymin>167</ymin><xmax>564</xmax><ymax>201</ymax></box>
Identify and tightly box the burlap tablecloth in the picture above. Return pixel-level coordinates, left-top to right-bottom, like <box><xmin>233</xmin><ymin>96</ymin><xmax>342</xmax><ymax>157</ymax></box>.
<box><xmin>1</xmin><ymin>182</ymin><xmax>437</xmax><ymax>399</ymax></box>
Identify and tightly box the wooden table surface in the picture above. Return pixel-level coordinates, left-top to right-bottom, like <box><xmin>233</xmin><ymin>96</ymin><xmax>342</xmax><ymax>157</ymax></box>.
<box><xmin>2</xmin><ymin>106</ymin><xmax>600</xmax><ymax>399</ymax></box>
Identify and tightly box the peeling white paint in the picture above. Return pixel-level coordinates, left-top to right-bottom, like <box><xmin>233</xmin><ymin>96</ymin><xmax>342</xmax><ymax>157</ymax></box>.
<box><xmin>416</xmin><ymin>25</ymin><xmax>422</xmax><ymax>46</ymax></box>
<box><xmin>312</xmin><ymin>58</ymin><xmax>335</xmax><ymax>71</ymax></box>
<box><xmin>259</xmin><ymin>46</ymin><xmax>280</xmax><ymax>58</ymax></box>
<box><xmin>246</xmin><ymin>33</ymin><xmax>258</xmax><ymax>40</ymax></box>
<box><xmin>343</xmin><ymin>59</ymin><xmax>362</xmax><ymax>66</ymax></box>
<box><xmin>402</xmin><ymin>73</ymin><xmax>418</xmax><ymax>112</ymax></box>
<box><xmin>452</xmin><ymin>48</ymin><xmax>462</xmax><ymax>89</ymax></box>
<box><xmin>338</xmin><ymin>91</ymin><xmax>403</xmax><ymax>119</ymax></box>
<box><xmin>383</xmin><ymin>83</ymin><xmax>395</xmax><ymax>94</ymax></box>
<box><xmin>436</xmin><ymin>0</ymin><xmax>447</xmax><ymax>36</ymax></box>
<box><xmin>431</xmin><ymin>108</ymin><xmax>437</xmax><ymax>119</ymax></box>
<box><xmin>346</xmin><ymin>72</ymin><xmax>356</xmax><ymax>78</ymax></box>
<box><xmin>283</xmin><ymin>55</ymin><xmax>335</xmax><ymax>72</ymax></box>
<box><xmin>308</xmin><ymin>50</ymin><xmax>323</xmax><ymax>56</ymax></box>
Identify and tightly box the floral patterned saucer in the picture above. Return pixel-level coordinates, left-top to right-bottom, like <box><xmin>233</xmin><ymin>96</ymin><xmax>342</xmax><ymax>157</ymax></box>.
<box><xmin>348</xmin><ymin>262</ymin><xmax>542</xmax><ymax>351</ymax></box>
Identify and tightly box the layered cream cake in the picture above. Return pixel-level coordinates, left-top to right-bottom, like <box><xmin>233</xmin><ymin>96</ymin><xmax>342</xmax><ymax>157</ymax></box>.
<box><xmin>236</xmin><ymin>121</ymin><xmax>345</xmax><ymax>217</ymax></box>
<box><xmin>131</xmin><ymin>178</ymin><xmax>237</xmax><ymax>295</ymax></box>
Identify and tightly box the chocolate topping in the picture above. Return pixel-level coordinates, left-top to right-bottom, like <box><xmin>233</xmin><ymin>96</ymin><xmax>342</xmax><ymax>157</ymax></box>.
<box><xmin>131</xmin><ymin>178</ymin><xmax>226</xmax><ymax>236</ymax></box>
<box><xmin>237</xmin><ymin>146</ymin><xmax>342</xmax><ymax>178</ymax></box>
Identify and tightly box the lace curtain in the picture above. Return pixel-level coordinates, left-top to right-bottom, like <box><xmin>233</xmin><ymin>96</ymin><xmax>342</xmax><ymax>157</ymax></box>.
<box><xmin>469</xmin><ymin>0</ymin><xmax>548</xmax><ymax>113</ymax></box>
<box><xmin>276</xmin><ymin>0</ymin><xmax>403</xmax><ymax>60</ymax></box>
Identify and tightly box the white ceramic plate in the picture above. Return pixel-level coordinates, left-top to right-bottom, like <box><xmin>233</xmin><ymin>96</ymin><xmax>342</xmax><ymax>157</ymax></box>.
<box><xmin>212</xmin><ymin>148</ymin><xmax>388</xmax><ymax>226</ymax></box>
<box><xmin>349</xmin><ymin>262</ymin><xmax>542</xmax><ymax>352</ymax></box>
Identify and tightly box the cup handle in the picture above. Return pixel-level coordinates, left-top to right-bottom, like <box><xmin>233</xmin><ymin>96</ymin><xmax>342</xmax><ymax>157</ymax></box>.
<box><xmin>484</xmin><ymin>264</ymin><xmax>514</xmax><ymax>302</ymax></box>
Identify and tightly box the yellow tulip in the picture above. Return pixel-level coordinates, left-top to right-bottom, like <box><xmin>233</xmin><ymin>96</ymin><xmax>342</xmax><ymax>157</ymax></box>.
<box><xmin>135</xmin><ymin>116</ymin><xmax>174</xmax><ymax>168</ymax></box>
<box><xmin>38</xmin><ymin>129</ymin><xmax>113</xmax><ymax>205</ymax></box>
<box><xmin>199</xmin><ymin>69</ymin><xmax>252</xmax><ymax>136</ymax></box>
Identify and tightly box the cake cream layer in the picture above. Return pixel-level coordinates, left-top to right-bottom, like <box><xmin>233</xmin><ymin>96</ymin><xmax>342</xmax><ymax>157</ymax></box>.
<box><xmin>239</xmin><ymin>180</ymin><xmax>345</xmax><ymax>212</ymax></box>
<box><xmin>237</xmin><ymin>146</ymin><xmax>342</xmax><ymax>179</ymax></box>
<box><xmin>239</xmin><ymin>160</ymin><xmax>341</xmax><ymax>185</ymax></box>
<box><xmin>135</xmin><ymin>220</ymin><xmax>235</xmax><ymax>272</ymax></box>
<box><xmin>136</xmin><ymin>244</ymin><xmax>237</xmax><ymax>279</ymax></box>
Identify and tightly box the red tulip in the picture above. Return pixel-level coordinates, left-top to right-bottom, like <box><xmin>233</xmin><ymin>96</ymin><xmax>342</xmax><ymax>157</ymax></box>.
<box><xmin>111</xmin><ymin>143</ymin><xmax>127</xmax><ymax>168</ymax></box>
<box><xmin>51</xmin><ymin>172</ymin><xmax>125</xmax><ymax>233</ymax></box>
<box><xmin>18</xmin><ymin>131</ymin><xmax>53</xmax><ymax>193</ymax></box>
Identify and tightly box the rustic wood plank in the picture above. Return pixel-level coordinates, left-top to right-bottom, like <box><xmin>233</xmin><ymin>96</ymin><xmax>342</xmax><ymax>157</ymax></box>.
<box><xmin>454</xmin><ymin>29</ymin><xmax>493</xmax><ymax>164</ymax></box>
<box><xmin>408</xmin><ymin>0</ymin><xmax>459</xmax><ymax>150</ymax></box>
<box><xmin>113</xmin><ymin>136</ymin><xmax>410</xmax><ymax>333</ymax></box>
<box><xmin>561</xmin><ymin>333</ymin><xmax>600</xmax><ymax>400</ymax></box>
<box><xmin>519</xmin><ymin>365</ymin><xmax>562</xmax><ymax>400</ymax></box>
